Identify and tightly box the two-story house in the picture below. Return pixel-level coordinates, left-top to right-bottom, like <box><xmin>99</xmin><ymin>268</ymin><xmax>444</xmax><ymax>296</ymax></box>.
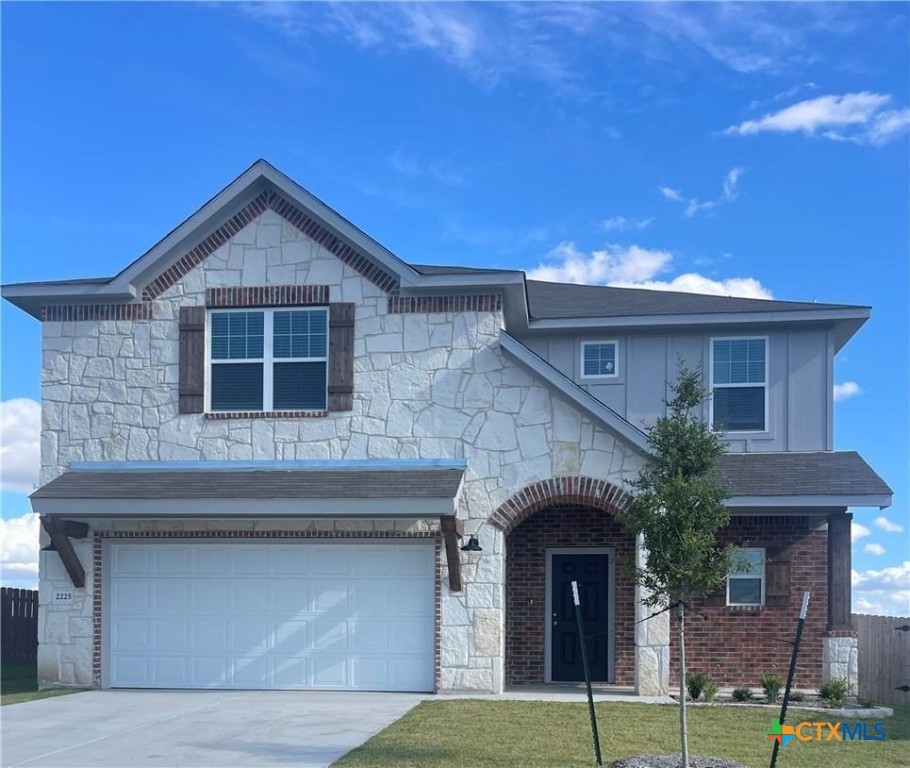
<box><xmin>3</xmin><ymin>160</ymin><xmax>891</xmax><ymax>696</ymax></box>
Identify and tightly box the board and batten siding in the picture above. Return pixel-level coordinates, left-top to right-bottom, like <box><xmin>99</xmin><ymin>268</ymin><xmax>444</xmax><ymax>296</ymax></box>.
<box><xmin>518</xmin><ymin>326</ymin><xmax>835</xmax><ymax>453</ymax></box>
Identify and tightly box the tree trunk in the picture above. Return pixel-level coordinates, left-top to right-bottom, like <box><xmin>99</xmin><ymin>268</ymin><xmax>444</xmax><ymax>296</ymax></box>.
<box><xmin>678</xmin><ymin>600</ymin><xmax>689</xmax><ymax>768</ymax></box>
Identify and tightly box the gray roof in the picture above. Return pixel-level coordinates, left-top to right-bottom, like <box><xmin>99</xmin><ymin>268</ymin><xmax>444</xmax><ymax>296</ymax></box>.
<box><xmin>32</xmin><ymin>466</ymin><xmax>465</xmax><ymax>500</ymax></box>
<box><xmin>717</xmin><ymin>451</ymin><xmax>892</xmax><ymax>498</ymax></box>
<box><xmin>525</xmin><ymin>280</ymin><xmax>864</xmax><ymax>319</ymax></box>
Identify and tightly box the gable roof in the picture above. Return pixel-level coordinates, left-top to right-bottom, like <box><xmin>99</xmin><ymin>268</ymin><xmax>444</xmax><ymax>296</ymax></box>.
<box><xmin>524</xmin><ymin>280</ymin><xmax>863</xmax><ymax>319</ymax></box>
<box><xmin>0</xmin><ymin>160</ymin><xmax>871</xmax><ymax>350</ymax></box>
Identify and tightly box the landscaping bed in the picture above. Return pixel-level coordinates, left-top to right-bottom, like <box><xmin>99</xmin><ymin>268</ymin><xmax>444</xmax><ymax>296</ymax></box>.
<box><xmin>0</xmin><ymin>662</ymin><xmax>87</xmax><ymax>706</ymax></box>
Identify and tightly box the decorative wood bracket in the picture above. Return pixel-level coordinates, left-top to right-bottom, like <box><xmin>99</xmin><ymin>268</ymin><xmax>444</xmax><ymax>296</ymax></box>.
<box><xmin>40</xmin><ymin>517</ymin><xmax>87</xmax><ymax>588</ymax></box>
<box><xmin>440</xmin><ymin>515</ymin><xmax>464</xmax><ymax>592</ymax></box>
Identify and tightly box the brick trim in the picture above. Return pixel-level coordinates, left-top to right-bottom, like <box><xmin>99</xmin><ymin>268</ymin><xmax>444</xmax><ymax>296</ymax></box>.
<box><xmin>91</xmin><ymin>529</ymin><xmax>438</xmax><ymax>690</ymax></box>
<box><xmin>42</xmin><ymin>303</ymin><xmax>152</xmax><ymax>322</ymax></box>
<box><xmin>387</xmin><ymin>295</ymin><xmax>503</xmax><ymax>314</ymax></box>
<box><xmin>206</xmin><ymin>285</ymin><xmax>330</xmax><ymax>308</ymax></box>
<box><xmin>204</xmin><ymin>410</ymin><xmax>329</xmax><ymax>420</ymax></box>
<box><xmin>142</xmin><ymin>190</ymin><xmax>399</xmax><ymax>301</ymax></box>
<box><xmin>490</xmin><ymin>476</ymin><xmax>633</xmax><ymax>534</ymax></box>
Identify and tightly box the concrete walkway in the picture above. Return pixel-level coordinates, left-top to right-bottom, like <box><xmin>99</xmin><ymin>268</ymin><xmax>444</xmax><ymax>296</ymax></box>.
<box><xmin>1</xmin><ymin>690</ymin><xmax>425</xmax><ymax>768</ymax></box>
<box><xmin>442</xmin><ymin>685</ymin><xmax>676</xmax><ymax>704</ymax></box>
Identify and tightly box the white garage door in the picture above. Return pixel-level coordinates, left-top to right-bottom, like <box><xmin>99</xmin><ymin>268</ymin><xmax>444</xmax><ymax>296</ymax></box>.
<box><xmin>105</xmin><ymin>540</ymin><xmax>435</xmax><ymax>692</ymax></box>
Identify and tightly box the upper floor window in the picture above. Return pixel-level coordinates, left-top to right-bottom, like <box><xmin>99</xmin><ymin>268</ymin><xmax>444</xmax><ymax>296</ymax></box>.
<box><xmin>727</xmin><ymin>548</ymin><xmax>765</xmax><ymax>606</ymax></box>
<box><xmin>581</xmin><ymin>341</ymin><xmax>618</xmax><ymax>379</ymax></box>
<box><xmin>208</xmin><ymin>308</ymin><xmax>328</xmax><ymax>412</ymax></box>
<box><xmin>711</xmin><ymin>337</ymin><xmax>767</xmax><ymax>432</ymax></box>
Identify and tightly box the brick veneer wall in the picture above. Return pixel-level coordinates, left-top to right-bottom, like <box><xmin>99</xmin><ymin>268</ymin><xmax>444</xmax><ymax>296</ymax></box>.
<box><xmin>506</xmin><ymin>504</ymin><xmax>636</xmax><ymax>686</ymax></box>
<box><xmin>669</xmin><ymin>515</ymin><xmax>828</xmax><ymax>688</ymax></box>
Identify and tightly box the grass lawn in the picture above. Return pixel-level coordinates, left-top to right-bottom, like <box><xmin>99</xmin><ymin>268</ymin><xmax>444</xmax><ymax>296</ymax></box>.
<box><xmin>1</xmin><ymin>662</ymin><xmax>87</xmax><ymax>706</ymax></box>
<box><xmin>334</xmin><ymin>700</ymin><xmax>909</xmax><ymax>768</ymax></box>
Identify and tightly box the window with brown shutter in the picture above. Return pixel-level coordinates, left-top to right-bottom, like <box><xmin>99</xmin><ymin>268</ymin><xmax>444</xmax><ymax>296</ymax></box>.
<box><xmin>178</xmin><ymin>306</ymin><xmax>205</xmax><ymax>413</ymax></box>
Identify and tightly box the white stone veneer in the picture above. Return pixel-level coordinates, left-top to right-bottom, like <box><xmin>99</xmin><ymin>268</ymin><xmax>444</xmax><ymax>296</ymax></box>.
<box><xmin>822</xmin><ymin>636</ymin><xmax>859</xmax><ymax>693</ymax></box>
<box><xmin>38</xmin><ymin>209</ymin><xmax>647</xmax><ymax>691</ymax></box>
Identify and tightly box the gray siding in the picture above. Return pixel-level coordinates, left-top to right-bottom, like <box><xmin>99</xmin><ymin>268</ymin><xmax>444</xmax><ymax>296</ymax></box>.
<box><xmin>516</xmin><ymin>325</ymin><xmax>834</xmax><ymax>452</ymax></box>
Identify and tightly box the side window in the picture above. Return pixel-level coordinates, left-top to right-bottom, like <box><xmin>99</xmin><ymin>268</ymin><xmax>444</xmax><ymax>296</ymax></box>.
<box><xmin>208</xmin><ymin>308</ymin><xmax>328</xmax><ymax>412</ymax></box>
<box><xmin>581</xmin><ymin>341</ymin><xmax>618</xmax><ymax>379</ymax></box>
<box><xmin>726</xmin><ymin>548</ymin><xmax>765</xmax><ymax>606</ymax></box>
<box><xmin>711</xmin><ymin>337</ymin><xmax>767</xmax><ymax>431</ymax></box>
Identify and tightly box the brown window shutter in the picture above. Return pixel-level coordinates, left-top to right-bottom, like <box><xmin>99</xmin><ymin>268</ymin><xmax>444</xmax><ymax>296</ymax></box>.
<box><xmin>328</xmin><ymin>302</ymin><xmax>355</xmax><ymax>411</ymax></box>
<box><xmin>702</xmin><ymin>587</ymin><xmax>726</xmax><ymax>607</ymax></box>
<box><xmin>765</xmin><ymin>547</ymin><xmax>792</xmax><ymax>607</ymax></box>
<box><xmin>178</xmin><ymin>306</ymin><xmax>206</xmax><ymax>414</ymax></box>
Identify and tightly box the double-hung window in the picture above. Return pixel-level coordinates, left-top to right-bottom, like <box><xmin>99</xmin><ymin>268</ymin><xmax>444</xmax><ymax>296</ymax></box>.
<box><xmin>581</xmin><ymin>341</ymin><xmax>618</xmax><ymax>378</ymax></box>
<box><xmin>711</xmin><ymin>337</ymin><xmax>767</xmax><ymax>431</ymax></box>
<box><xmin>726</xmin><ymin>548</ymin><xmax>765</xmax><ymax>606</ymax></box>
<box><xmin>209</xmin><ymin>308</ymin><xmax>328</xmax><ymax>412</ymax></box>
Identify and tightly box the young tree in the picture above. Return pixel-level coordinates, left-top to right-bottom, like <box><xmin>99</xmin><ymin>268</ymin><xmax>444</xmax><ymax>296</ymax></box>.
<box><xmin>620</xmin><ymin>366</ymin><xmax>732</xmax><ymax>768</ymax></box>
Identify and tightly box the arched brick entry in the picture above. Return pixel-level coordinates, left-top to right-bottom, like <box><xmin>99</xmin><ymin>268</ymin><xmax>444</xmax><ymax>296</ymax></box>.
<box><xmin>490</xmin><ymin>476</ymin><xmax>633</xmax><ymax>534</ymax></box>
<box><xmin>496</xmin><ymin>477</ymin><xmax>637</xmax><ymax>687</ymax></box>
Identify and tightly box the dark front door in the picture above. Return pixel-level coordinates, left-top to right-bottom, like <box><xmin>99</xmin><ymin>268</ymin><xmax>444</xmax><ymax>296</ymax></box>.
<box><xmin>550</xmin><ymin>552</ymin><xmax>610</xmax><ymax>682</ymax></box>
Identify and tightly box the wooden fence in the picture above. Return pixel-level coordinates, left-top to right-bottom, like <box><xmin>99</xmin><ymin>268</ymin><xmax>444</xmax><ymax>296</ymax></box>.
<box><xmin>854</xmin><ymin>613</ymin><xmax>910</xmax><ymax>706</ymax></box>
<box><xmin>1</xmin><ymin>588</ymin><xmax>38</xmax><ymax>666</ymax></box>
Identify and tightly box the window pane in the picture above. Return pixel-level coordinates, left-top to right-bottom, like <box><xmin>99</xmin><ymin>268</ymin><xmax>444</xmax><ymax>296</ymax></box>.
<box><xmin>729</xmin><ymin>578</ymin><xmax>762</xmax><ymax>605</ymax></box>
<box><xmin>715</xmin><ymin>339</ymin><xmax>765</xmax><ymax>384</ymax></box>
<box><xmin>732</xmin><ymin>550</ymin><xmax>763</xmax><ymax>573</ymax></box>
<box><xmin>713</xmin><ymin>387</ymin><xmax>765</xmax><ymax>431</ymax></box>
<box><xmin>583</xmin><ymin>343</ymin><xmax>616</xmax><ymax>376</ymax></box>
<box><xmin>211</xmin><ymin>311</ymin><xmax>263</xmax><ymax>360</ymax></box>
<box><xmin>273</xmin><ymin>309</ymin><xmax>327</xmax><ymax>359</ymax></box>
<box><xmin>211</xmin><ymin>363</ymin><xmax>263</xmax><ymax>411</ymax></box>
<box><xmin>273</xmin><ymin>362</ymin><xmax>327</xmax><ymax>410</ymax></box>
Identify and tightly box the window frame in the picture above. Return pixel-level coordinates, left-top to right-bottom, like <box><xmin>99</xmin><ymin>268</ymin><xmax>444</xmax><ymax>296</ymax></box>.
<box><xmin>580</xmin><ymin>340</ymin><xmax>620</xmax><ymax>380</ymax></box>
<box><xmin>709</xmin><ymin>335</ymin><xmax>769</xmax><ymax>433</ymax></box>
<box><xmin>726</xmin><ymin>547</ymin><xmax>766</xmax><ymax>607</ymax></box>
<box><xmin>205</xmin><ymin>306</ymin><xmax>329</xmax><ymax>413</ymax></box>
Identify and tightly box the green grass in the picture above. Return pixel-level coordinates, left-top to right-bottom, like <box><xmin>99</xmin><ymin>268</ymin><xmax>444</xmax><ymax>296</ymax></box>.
<box><xmin>1</xmin><ymin>662</ymin><xmax>86</xmax><ymax>706</ymax></box>
<box><xmin>334</xmin><ymin>700</ymin><xmax>909</xmax><ymax>768</ymax></box>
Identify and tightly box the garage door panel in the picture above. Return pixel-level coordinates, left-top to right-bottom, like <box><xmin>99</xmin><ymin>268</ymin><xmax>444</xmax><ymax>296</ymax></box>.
<box><xmin>194</xmin><ymin>619</ymin><xmax>229</xmax><ymax>650</ymax></box>
<box><xmin>153</xmin><ymin>547</ymin><xmax>191</xmax><ymax>574</ymax></box>
<box><xmin>107</xmin><ymin>541</ymin><xmax>434</xmax><ymax>692</ymax></box>
<box><xmin>153</xmin><ymin>581</ymin><xmax>188</xmax><ymax>612</ymax></box>
<box><xmin>313</xmin><ymin>656</ymin><xmax>347</xmax><ymax>687</ymax></box>
<box><xmin>153</xmin><ymin>619</ymin><xmax>188</xmax><ymax>649</ymax></box>
<box><xmin>193</xmin><ymin>581</ymin><xmax>230</xmax><ymax>613</ymax></box>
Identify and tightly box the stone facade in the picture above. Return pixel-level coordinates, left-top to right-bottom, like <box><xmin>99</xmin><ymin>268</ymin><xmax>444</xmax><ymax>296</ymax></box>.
<box><xmin>37</xmin><ymin>207</ymin><xmax>647</xmax><ymax>691</ymax></box>
<box><xmin>822</xmin><ymin>635</ymin><xmax>859</xmax><ymax>693</ymax></box>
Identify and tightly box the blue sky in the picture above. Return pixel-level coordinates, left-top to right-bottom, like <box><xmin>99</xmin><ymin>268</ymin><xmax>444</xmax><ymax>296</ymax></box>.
<box><xmin>1</xmin><ymin>2</ymin><xmax>907</xmax><ymax>612</ymax></box>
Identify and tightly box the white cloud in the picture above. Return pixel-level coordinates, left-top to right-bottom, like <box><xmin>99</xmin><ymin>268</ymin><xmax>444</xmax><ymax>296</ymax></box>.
<box><xmin>0</xmin><ymin>398</ymin><xmax>41</xmax><ymax>494</ymax></box>
<box><xmin>602</xmin><ymin>216</ymin><xmax>654</xmax><ymax>233</ymax></box>
<box><xmin>874</xmin><ymin>516</ymin><xmax>904</xmax><ymax>534</ymax></box>
<box><xmin>851</xmin><ymin>521</ymin><xmax>871</xmax><ymax>542</ymax></box>
<box><xmin>387</xmin><ymin>150</ymin><xmax>466</xmax><ymax>187</ymax></box>
<box><xmin>662</xmin><ymin>168</ymin><xmax>744</xmax><ymax>219</ymax></box>
<box><xmin>529</xmin><ymin>242</ymin><xmax>673</xmax><ymax>284</ymax></box>
<box><xmin>726</xmin><ymin>92</ymin><xmax>909</xmax><ymax>146</ymax></box>
<box><xmin>852</xmin><ymin>561</ymin><xmax>910</xmax><ymax>616</ymax></box>
<box><xmin>0</xmin><ymin>513</ymin><xmax>40</xmax><ymax>589</ymax></box>
<box><xmin>528</xmin><ymin>242</ymin><xmax>774</xmax><ymax>299</ymax></box>
<box><xmin>833</xmin><ymin>381</ymin><xmax>862</xmax><ymax>402</ymax></box>
<box><xmin>863</xmin><ymin>543</ymin><xmax>886</xmax><ymax>556</ymax></box>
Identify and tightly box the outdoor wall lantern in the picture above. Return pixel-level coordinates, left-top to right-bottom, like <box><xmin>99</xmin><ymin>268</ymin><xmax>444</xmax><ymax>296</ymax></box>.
<box><xmin>460</xmin><ymin>534</ymin><xmax>483</xmax><ymax>552</ymax></box>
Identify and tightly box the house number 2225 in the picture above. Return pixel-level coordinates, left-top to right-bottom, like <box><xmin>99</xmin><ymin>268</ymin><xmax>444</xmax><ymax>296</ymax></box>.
<box><xmin>53</xmin><ymin>590</ymin><xmax>74</xmax><ymax>603</ymax></box>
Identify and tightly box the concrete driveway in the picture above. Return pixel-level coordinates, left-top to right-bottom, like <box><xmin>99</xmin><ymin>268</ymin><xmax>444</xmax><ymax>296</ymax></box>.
<box><xmin>2</xmin><ymin>690</ymin><xmax>424</xmax><ymax>768</ymax></box>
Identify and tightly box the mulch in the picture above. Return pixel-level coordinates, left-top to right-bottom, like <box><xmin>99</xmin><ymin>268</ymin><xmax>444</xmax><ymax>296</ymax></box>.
<box><xmin>610</xmin><ymin>756</ymin><xmax>746</xmax><ymax>768</ymax></box>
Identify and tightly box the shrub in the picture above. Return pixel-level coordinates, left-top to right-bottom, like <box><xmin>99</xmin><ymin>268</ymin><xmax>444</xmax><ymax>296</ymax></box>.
<box><xmin>859</xmin><ymin>698</ymin><xmax>876</xmax><ymax>709</ymax></box>
<box><xmin>789</xmin><ymin>690</ymin><xmax>804</xmax><ymax>702</ymax></box>
<box><xmin>760</xmin><ymin>672</ymin><xmax>783</xmax><ymax>703</ymax></box>
<box><xmin>732</xmin><ymin>687</ymin><xmax>754</xmax><ymax>702</ymax></box>
<box><xmin>819</xmin><ymin>677</ymin><xmax>849</xmax><ymax>708</ymax></box>
<box><xmin>701</xmin><ymin>680</ymin><xmax>719</xmax><ymax>702</ymax></box>
<box><xmin>686</xmin><ymin>671</ymin><xmax>711</xmax><ymax>701</ymax></box>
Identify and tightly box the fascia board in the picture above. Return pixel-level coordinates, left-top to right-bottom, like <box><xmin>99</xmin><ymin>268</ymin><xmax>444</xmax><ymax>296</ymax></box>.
<box><xmin>727</xmin><ymin>494</ymin><xmax>892</xmax><ymax>510</ymax></box>
<box><xmin>499</xmin><ymin>330</ymin><xmax>650</xmax><ymax>453</ymax></box>
<box><xmin>32</xmin><ymin>497</ymin><xmax>457</xmax><ymax>517</ymax></box>
<box><xmin>527</xmin><ymin>307</ymin><xmax>871</xmax><ymax>332</ymax></box>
